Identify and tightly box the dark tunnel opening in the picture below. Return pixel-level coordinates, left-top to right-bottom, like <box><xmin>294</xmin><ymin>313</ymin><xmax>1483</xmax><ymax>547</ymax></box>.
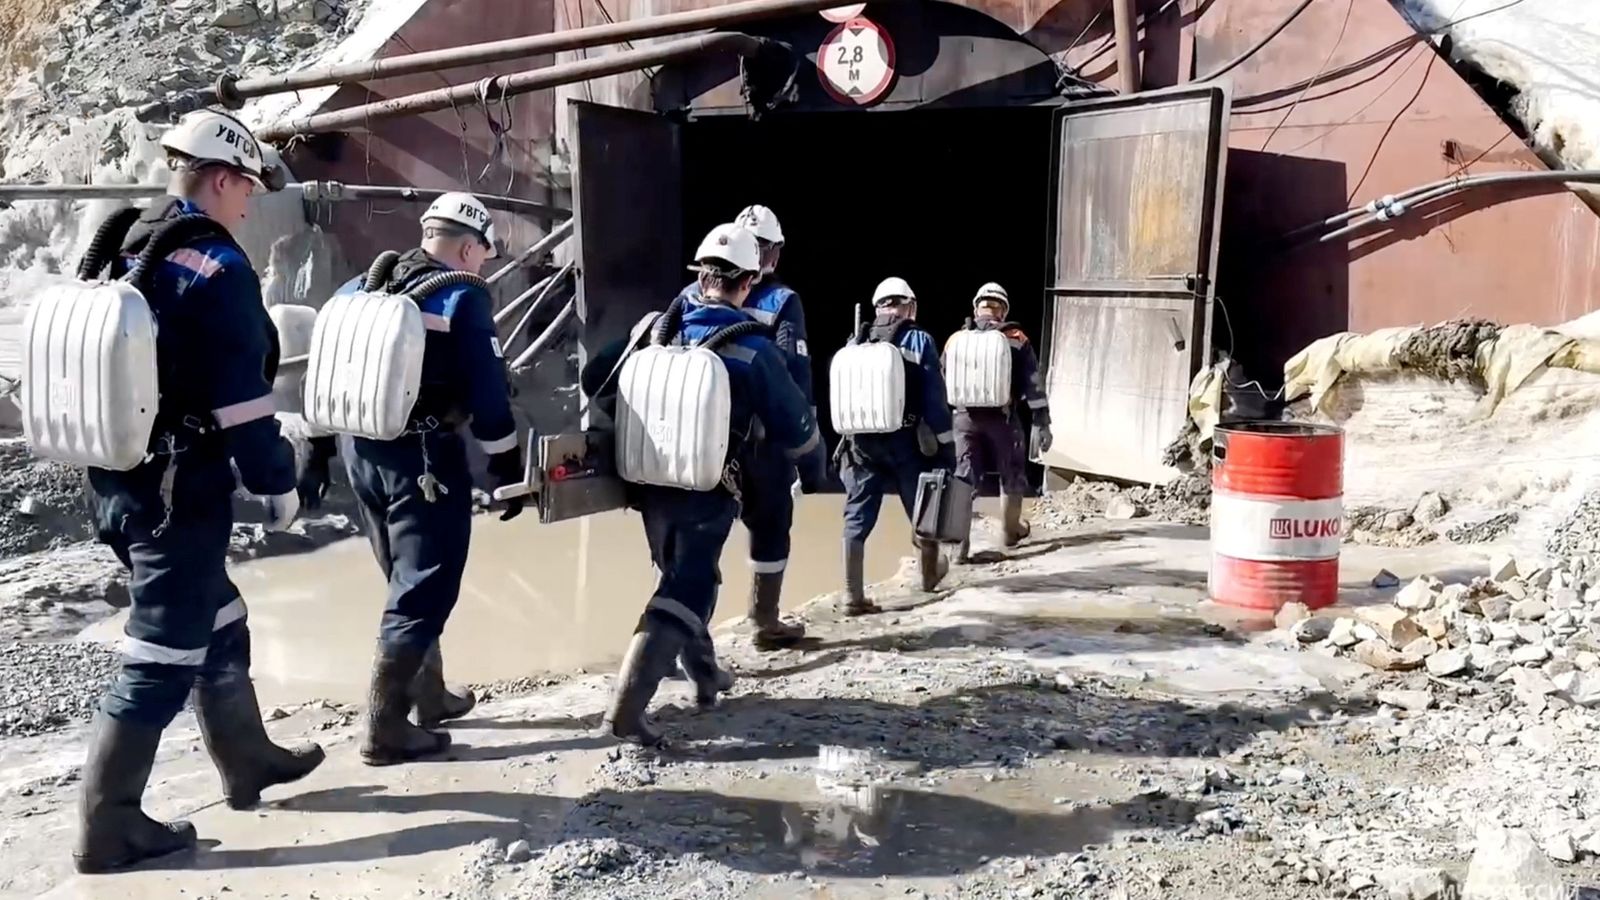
<box><xmin>681</xmin><ymin>105</ymin><xmax>1056</xmax><ymax>491</ymax></box>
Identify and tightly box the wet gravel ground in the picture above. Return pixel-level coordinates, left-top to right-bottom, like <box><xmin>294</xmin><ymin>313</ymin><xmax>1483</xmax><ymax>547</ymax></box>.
<box><xmin>0</xmin><ymin>640</ymin><xmax>116</xmax><ymax>738</ymax></box>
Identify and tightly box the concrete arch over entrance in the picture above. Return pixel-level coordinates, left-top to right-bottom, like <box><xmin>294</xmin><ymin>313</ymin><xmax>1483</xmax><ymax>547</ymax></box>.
<box><xmin>649</xmin><ymin>1</ymin><xmax>1068</xmax><ymax>115</ymax></box>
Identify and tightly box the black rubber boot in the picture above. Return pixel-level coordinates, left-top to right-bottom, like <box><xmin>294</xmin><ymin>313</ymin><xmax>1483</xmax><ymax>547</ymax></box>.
<box><xmin>748</xmin><ymin>571</ymin><xmax>804</xmax><ymax>650</ymax></box>
<box><xmin>918</xmin><ymin>540</ymin><xmax>948</xmax><ymax>592</ymax></box>
<box><xmin>603</xmin><ymin>626</ymin><xmax>684</xmax><ymax>746</ymax></box>
<box><xmin>411</xmin><ymin>642</ymin><xmax>476</xmax><ymax>729</ymax></box>
<box><xmin>679</xmin><ymin>632</ymin><xmax>735</xmax><ymax>709</ymax></box>
<box><xmin>1002</xmin><ymin>493</ymin><xmax>1032</xmax><ymax>547</ymax></box>
<box><xmin>361</xmin><ymin>644</ymin><xmax>451</xmax><ymax>766</ymax></box>
<box><xmin>842</xmin><ymin>539</ymin><xmax>880</xmax><ymax>616</ymax></box>
<box><xmin>73</xmin><ymin>713</ymin><xmax>198</xmax><ymax>874</ymax></box>
<box><xmin>192</xmin><ymin>663</ymin><xmax>325</xmax><ymax>810</ymax></box>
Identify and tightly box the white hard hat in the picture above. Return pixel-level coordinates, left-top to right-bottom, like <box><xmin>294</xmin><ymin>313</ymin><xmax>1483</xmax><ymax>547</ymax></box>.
<box><xmin>736</xmin><ymin>204</ymin><xmax>784</xmax><ymax>244</ymax></box>
<box><xmin>872</xmin><ymin>276</ymin><xmax>916</xmax><ymax>305</ymax></box>
<box><xmin>693</xmin><ymin>222</ymin><xmax>761</xmax><ymax>273</ymax></box>
<box><xmin>421</xmin><ymin>191</ymin><xmax>498</xmax><ymax>258</ymax></box>
<box><xmin>973</xmin><ymin>282</ymin><xmax>1009</xmax><ymax>306</ymax></box>
<box><xmin>159</xmin><ymin>109</ymin><xmax>278</xmax><ymax>191</ymax></box>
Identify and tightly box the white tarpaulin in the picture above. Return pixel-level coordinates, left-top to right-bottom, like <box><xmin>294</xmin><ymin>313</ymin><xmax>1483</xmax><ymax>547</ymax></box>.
<box><xmin>1399</xmin><ymin>0</ymin><xmax>1600</xmax><ymax>173</ymax></box>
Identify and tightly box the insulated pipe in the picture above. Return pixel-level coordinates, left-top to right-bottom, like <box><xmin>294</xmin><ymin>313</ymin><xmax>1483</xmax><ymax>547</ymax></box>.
<box><xmin>487</xmin><ymin>219</ymin><xmax>572</xmax><ymax>287</ymax></box>
<box><xmin>1287</xmin><ymin>169</ymin><xmax>1600</xmax><ymax>242</ymax></box>
<box><xmin>1316</xmin><ymin>171</ymin><xmax>1600</xmax><ymax>244</ymax></box>
<box><xmin>511</xmin><ymin>296</ymin><xmax>577</xmax><ymax>370</ymax></box>
<box><xmin>0</xmin><ymin>181</ymin><xmax>570</xmax><ymax>221</ymax></box>
<box><xmin>257</xmin><ymin>33</ymin><xmax>767</xmax><ymax>142</ymax></box>
<box><xmin>139</xmin><ymin>0</ymin><xmax>872</xmax><ymax>122</ymax></box>
<box><xmin>1110</xmin><ymin>0</ymin><xmax>1140</xmax><ymax>94</ymax></box>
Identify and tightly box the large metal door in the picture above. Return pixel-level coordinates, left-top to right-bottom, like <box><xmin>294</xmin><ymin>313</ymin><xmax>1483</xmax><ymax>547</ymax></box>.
<box><xmin>1038</xmin><ymin>84</ymin><xmax>1230</xmax><ymax>485</ymax></box>
<box><xmin>570</xmin><ymin>101</ymin><xmax>683</xmax><ymax>429</ymax></box>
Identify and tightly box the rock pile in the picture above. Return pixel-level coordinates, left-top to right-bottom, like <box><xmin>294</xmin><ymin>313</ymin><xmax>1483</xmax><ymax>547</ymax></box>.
<box><xmin>1293</xmin><ymin>553</ymin><xmax>1600</xmax><ymax>696</ymax></box>
<box><xmin>1</xmin><ymin>0</ymin><xmax>364</xmax><ymax>179</ymax></box>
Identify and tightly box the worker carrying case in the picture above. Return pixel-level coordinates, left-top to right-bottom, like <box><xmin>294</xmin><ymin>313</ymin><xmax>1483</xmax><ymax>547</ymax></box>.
<box><xmin>912</xmin><ymin>470</ymin><xmax>975</xmax><ymax>545</ymax></box>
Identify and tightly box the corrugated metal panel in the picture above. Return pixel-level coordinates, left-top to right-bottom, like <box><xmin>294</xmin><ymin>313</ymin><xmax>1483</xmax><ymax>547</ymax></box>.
<box><xmin>1040</xmin><ymin>84</ymin><xmax>1230</xmax><ymax>485</ymax></box>
<box><xmin>569</xmin><ymin>101</ymin><xmax>683</xmax><ymax>429</ymax></box>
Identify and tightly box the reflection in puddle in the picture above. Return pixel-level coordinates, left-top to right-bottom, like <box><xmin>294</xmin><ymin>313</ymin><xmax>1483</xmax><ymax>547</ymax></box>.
<box><xmin>577</xmin><ymin>760</ymin><xmax>1201</xmax><ymax>878</ymax></box>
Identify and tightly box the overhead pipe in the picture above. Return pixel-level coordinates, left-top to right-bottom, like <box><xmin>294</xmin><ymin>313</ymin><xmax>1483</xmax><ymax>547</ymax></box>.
<box><xmin>0</xmin><ymin>181</ymin><xmax>569</xmax><ymax>221</ymax></box>
<box><xmin>510</xmin><ymin>296</ymin><xmax>578</xmax><ymax>370</ymax></box>
<box><xmin>297</xmin><ymin>182</ymin><xmax>568</xmax><ymax>221</ymax></box>
<box><xmin>1110</xmin><ymin>0</ymin><xmax>1141</xmax><ymax>94</ymax></box>
<box><xmin>257</xmin><ymin>33</ymin><xmax>767</xmax><ymax>142</ymax></box>
<box><xmin>1313</xmin><ymin>171</ymin><xmax>1600</xmax><ymax>245</ymax></box>
<box><xmin>487</xmin><ymin>219</ymin><xmax>572</xmax><ymax>287</ymax></box>
<box><xmin>138</xmin><ymin>0</ymin><xmax>890</xmax><ymax>122</ymax></box>
<box><xmin>1286</xmin><ymin>169</ymin><xmax>1600</xmax><ymax>241</ymax></box>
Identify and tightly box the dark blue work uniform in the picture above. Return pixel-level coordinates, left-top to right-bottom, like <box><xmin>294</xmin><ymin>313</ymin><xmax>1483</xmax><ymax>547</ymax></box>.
<box><xmin>338</xmin><ymin>249</ymin><xmax>518</xmax><ymax>653</ymax></box>
<box><xmin>838</xmin><ymin>315</ymin><xmax>956</xmax><ymax>542</ymax></box>
<box><xmin>950</xmin><ymin>318</ymin><xmax>1050</xmax><ymax>495</ymax></box>
<box><xmin>675</xmin><ymin>278</ymin><xmax>813</xmax><ymax>574</ymax></box>
<box><xmin>89</xmin><ymin>199</ymin><xmax>295</xmax><ymax>727</ymax></box>
<box><xmin>632</xmin><ymin>302</ymin><xmax>823</xmax><ymax>642</ymax></box>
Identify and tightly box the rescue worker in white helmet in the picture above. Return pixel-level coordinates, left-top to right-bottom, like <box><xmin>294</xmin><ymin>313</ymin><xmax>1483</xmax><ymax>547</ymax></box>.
<box><xmin>319</xmin><ymin>191</ymin><xmax>525</xmax><ymax>765</ymax></box>
<box><xmin>833</xmin><ymin>277</ymin><xmax>956</xmax><ymax>614</ymax></box>
<box><xmin>74</xmin><ymin>109</ymin><xmax>322</xmax><ymax>873</ymax></box>
<box><xmin>582</xmin><ymin>223</ymin><xmax>825</xmax><ymax>745</ymax></box>
<box><xmin>943</xmin><ymin>282</ymin><xmax>1052</xmax><ymax>561</ymax></box>
<box><xmin>673</xmin><ymin>204</ymin><xmax>812</xmax><ymax>650</ymax></box>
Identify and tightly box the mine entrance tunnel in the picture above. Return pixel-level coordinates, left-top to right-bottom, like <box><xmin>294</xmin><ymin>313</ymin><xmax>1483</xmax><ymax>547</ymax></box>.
<box><xmin>568</xmin><ymin>2</ymin><xmax>1228</xmax><ymax>486</ymax></box>
<box><xmin>681</xmin><ymin>105</ymin><xmax>1056</xmax><ymax>457</ymax></box>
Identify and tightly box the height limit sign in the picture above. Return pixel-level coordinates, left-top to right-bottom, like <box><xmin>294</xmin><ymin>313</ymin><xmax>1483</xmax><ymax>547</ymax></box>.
<box><xmin>817</xmin><ymin>18</ymin><xmax>896</xmax><ymax>106</ymax></box>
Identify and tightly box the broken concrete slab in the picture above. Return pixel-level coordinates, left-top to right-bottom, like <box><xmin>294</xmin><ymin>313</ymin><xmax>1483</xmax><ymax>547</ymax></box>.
<box><xmin>1488</xmin><ymin>554</ymin><xmax>1520</xmax><ymax>583</ymax></box>
<box><xmin>1480</xmin><ymin>596</ymin><xmax>1513</xmax><ymax>622</ymax></box>
<box><xmin>1355</xmin><ymin>640</ymin><xmax>1424</xmax><ymax>672</ymax></box>
<box><xmin>1403</xmin><ymin>636</ymin><xmax>1441</xmax><ymax>658</ymax></box>
<box><xmin>1329</xmin><ymin>618</ymin><xmax>1361</xmax><ymax>648</ymax></box>
<box><xmin>1471</xmin><ymin>645</ymin><xmax>1514</xmax><ymax>678</ymax></box>
<box><xmin>1427</xmin><ymin>648</ymin><xmax>1471</xmax><ymax>676</ymax></box>
<box><xmin>1510</xmin><ymin>599</ymin><xmax>1551</xmax><ymax>621</ymax></box>
<box><xmin>1292</xmin><ymin>617</ymin><xmax>1334</xmax><ymax>643</ymax></box>
<box><xmin>1463</xmin><ymin>826</ymin><xmax>1566</xmax><ymax>900</ymax></box>
<box><xmin>1510</xmin><ymin>667</ymin><xmax>1559</xmax><ymax>696</ymax></box>
<box><xmin>1355</xmin><ymin>606</ymin><xmax>1424</xmax><ymax>648</ymax></box>
<box><xmin>1415</xmin><ymin>608</ymin><xmax>1450</xmax><ymax>640</ymax></box>
<box><xmin>1397</xmin><ymin>576</ymin><xmax>1444</xmax><ymax>611</ymax></box>
<box><xmin>1512</xmin><ymin>645</ymin><xmax>1552</xmax><ymax>665</ymax></box>
<box><xmin>1376</xmin><ymin>688</ymin><xmax>1435</xmax><ymax>712</ymax></box>
<box><xmin>1274</xmin><ymin>602</ymin><xmax>1311</xmax><ymax>631</ymax></box>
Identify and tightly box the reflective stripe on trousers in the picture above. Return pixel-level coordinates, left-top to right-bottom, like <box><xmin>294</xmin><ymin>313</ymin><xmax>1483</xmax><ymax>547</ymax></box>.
<box><xmin>118</xmin><ymin>597</ymin><xmax>247</xmax><ymax>666</ymax></box>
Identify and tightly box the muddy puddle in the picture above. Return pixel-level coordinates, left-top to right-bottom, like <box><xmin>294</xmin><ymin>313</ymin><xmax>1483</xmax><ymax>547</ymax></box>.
<box><xmin>83</xmin><ymin>497</ymin><xmax>910</xmax><ymax>706</ymax></box>
<box><xmin>577</xmin><ymin>760</ymin><xmax>1199</xmax><ymax>878</ymax></box>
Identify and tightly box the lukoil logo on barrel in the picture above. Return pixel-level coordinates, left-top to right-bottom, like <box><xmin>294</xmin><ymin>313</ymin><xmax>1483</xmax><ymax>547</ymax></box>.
<box><xmin>1269</xmin><ymin>516</ymin><xmax>1341</xmax><ymax>540</ymax></box>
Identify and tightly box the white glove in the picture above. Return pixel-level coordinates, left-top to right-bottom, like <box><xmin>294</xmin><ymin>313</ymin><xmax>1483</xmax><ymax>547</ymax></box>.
<box><xmin>791</xmin><ymin>477</ymin><xmax>803</xmax><ymax>501</ymax></box>
<box><xmin>257</xmin><ymin>490</ymin><xmax>300</xmax><ymax>532</ymax></box>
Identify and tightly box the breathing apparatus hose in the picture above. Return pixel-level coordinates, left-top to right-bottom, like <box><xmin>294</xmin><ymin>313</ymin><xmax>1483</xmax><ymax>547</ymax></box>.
<box><xmin>697</xmin><ymin>319</ymin><xmax>769</xmax><ymax>352</ymax></box>
<box><xmin>363</xmin><ymin>250</ymin><xmax>401</xmax><ymax>291</ymax></box>
<box><xmin>652</xmin><ymin>295</ymin><xmax>688</xmax><ymax>346</ymax></box>
<box><xmin>75</xmin><ymin>207</ymin><xmax>142</xmax><ymax>281</ymax></box>
<box><xmin>128</xmin><ymin>214</ymin><xmax>234</xmax><ymax>299</ymax></box>
<box><xmin>405</xmin><ymin>269</ymin><xmax>491</xmax><ymax>301</ymax></box>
